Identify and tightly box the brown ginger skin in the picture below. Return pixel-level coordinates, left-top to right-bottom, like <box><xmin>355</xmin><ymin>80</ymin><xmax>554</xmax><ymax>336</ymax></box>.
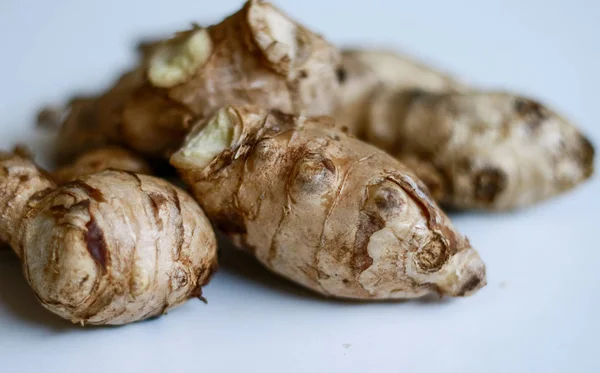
<box><xmin>364</xmin><ymin>90</ymin><xmax>595</xmax><ymax>210</ymax></box>
<box><xmin>55</xmin><ymin>69</ymin><xmax>145</xmax><ymax>163</ymax></box>
<box><xmin>336</xmin><ymin>49</ymin><xmax>468</xmax><ymax>135</ymax></box>
<box><xmin>53</xmin><ymin>147</ymin><xmax>151</xmax><ymax>184</ymax></box>
<box><xmin>171</xmin><ymin>106</ymin><xmax>486</xmax><ymax>300</ymax></box>
<box><xmin>337</xmin><ymin>49</ymin><xmax>595</xmax><ymax>210</ymax></box>
<box><xmin>55</xmin><ymin>0</ymin><xmax>341</xmax><ymax>161</ymax></box>
<box><xmin>0</xmin><ymin>151</ymin><xmax>217</xmax><ymax>325</ymax></box>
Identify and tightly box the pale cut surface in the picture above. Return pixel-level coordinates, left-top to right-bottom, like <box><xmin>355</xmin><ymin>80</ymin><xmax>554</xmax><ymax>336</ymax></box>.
<box><xmin>148</xmin><ymin>28</ymin><xmax>213</xmax><ymax>88</ymax></box>
<box><xmin>172</xmin><ymin>106</ymin><xmax>486</xmax><ymax>300</ymax></box>
<box><xmin>0</xmin><ymin>152</ymin><xmax>218</xmax><ymax>325</ymax></box>
<box><xmin>366</xmin><ymin>90</ymin><xmax>595</xmax><ymax>210</ymax></box>
<box><xmin>55</xmin><ymin>0</ymin><xmax>341</xmax><ymax>161</ymax></box>
<box><xmin>176</xmin><ymin>110</ymin><xmax>237</xmax><ymax>170</ymax></box>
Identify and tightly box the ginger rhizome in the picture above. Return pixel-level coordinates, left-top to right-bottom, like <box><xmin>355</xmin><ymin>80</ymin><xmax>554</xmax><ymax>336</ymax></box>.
<box><xmin>0</xmin><ymin>151</ymin><xmax>217</xmax><ymax>325</ymax></box>
<box><xmin>171</xmin><ymin>106</ymin><xmax>486</xmax><ymax>299</ymax></box>
<box><xmin>337</xmin><ymin>49</ymin><xmax>468</xmax><ymax>136</ymax></box>
<box><xmin>54</xmin><ymin>0</ymin><xmax>341</xmax><ymax>162</ymax></box>
<box><xmin>337</xmin><ymin>49</ymin><xmax>595</xmax><ymax>210</ymax></box>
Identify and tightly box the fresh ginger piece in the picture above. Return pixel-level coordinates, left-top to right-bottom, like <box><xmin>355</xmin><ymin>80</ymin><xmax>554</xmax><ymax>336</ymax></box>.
<box><xmin>337</xmin><ymin>49</ymin><xmax>595</xmax><ymax>210</ymax></box>
<box><xmin>365</xmin><ymin>90</ymin><xmax>595</xmax><ymax>210</ymax></box>
<box><xmin>55</xmin><ymin>0</ymin><xmax>341</xmax><ymax>161</ymax></box>
<box><xmin>336</xmin><ymin>49</ymin><xmax>468</xmax><ymax>135</ymax></box>
<box><xmin>171</xmin><ymin>106</ymin><xmax>486</xmax><ymax>300</ymax></box>
<box><xmin>53</xmin><ymin>147</ymin><xmax>151</xmax><ymax>184</ymax></box>
<box><xmin>0</xmin><ymin>151</ymin><xmax>217</xmax><ymax>325</ymax></box>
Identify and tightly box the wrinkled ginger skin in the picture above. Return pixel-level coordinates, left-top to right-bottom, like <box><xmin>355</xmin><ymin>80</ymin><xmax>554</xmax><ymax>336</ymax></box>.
<box><xmin>54</xmin><ymin>147</ymin><xmax>151</xmax><ymax>184</ymax></box>
<box><xmin>55</xmin><ymin>69</ymin><xmax>145</xmax><ymax>164</ymax></box>
<box><xmin>366</xmin><ymin>91</ymin><xmax>595</xmax><ymax>210</ymax></box>
<box><xmin>56</xmin><ymin>0</ymin><xmax>341</xmax><ymax>161</ymax></box>
<box><xmin>336</xmin><ymin>49</ymin><xmax>467</xmax><ymax>135</ymax></box>
<box><xmin>0</xmin><ymin>152</ymin><xmax>217</xmax><ymax>325</ymax></box>
<box><xmin>172</xmin><ymin>106</ymin><xmax>486</xmax><ymax>300</ymax></box>
<box><xmin>0</xmin><ymin>153</ymin><xmax>55</xmax><ymax>253</ymax></box>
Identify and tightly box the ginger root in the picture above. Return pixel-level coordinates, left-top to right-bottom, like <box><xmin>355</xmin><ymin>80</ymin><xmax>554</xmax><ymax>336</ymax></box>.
<box><xmin>55</xmin><ymin>69</ymin><xmax>145</xmax><ymax>164</ymax></box>
<box><xmin>55</xmin><ymin>0</ymin><xmax>340</xmax><ymax>161</ymax></box>
<box><xmin>337</xmin><ymin>49</ymin><xmax>468</xmax><ymax>135</ymax></box>
<box><xmin>53</xmin><ymin>147</ymin><xmax>151</xmax><ymax>184</ymax></box>
<box><xmin>0</xmin><ymin>151</ymin><xmax>217</xmax><ymax>325</ymax></box>
<box><xmin>171</xmin><ymin>106</ymin><xmax>486</xmax><ymax>299</ymax></box>
<box><xmin>337</xmin><ymin>49</ymin><xmax>595</xmax><ymax>210</ymax></box>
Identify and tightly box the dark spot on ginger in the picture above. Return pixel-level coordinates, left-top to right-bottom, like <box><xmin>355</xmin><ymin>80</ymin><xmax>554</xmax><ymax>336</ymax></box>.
<box><xmin>147</xmin><ymin>192</ymin><xmax>168</xmax><ymax>221</ymax></box>
<box><xmin>353</xmin><ymin>212</ymin><xmax>384</xmax><ymax>274</ymax></box>
<box><xmin>49</xmin><ymin>205</ymin><xmax>69</xmax><ymax>219</ymax></box>
<box><xmin>515</xmin><ymin>98</ymin><xmax>547</xmax><ymax>131</ymax></box>
<box><xmin>79</xmin><ymin>275</ymin><xmax>90</xmax><ymax>286</ymax></box>
<box><xmin>214</xmin><ymin>209</ymin><xmax>246</xmax><ymax>234</ymax></box>
<box><xmin>69</xmin><ymin>180</ymin><xmax>106</xmax><ymax>203</ymax></box>
<box><xmin>318</xmin><ymin>270</ymin><xmax>330</xmax><ymax>280</ymax></box>
<box><xmin>474</xmin><ymin>167</ymin><xmax>506</xmax><ymax>204</ymax></box>
<box><xmin>336</xmin><ymin>67</ymin><xmax>347</xmax><ymax>83</ymax></box>
<box><xmin>322</xmin><ymin>158</ymin><xmax>335</xmax><ymax>173</ymax></box>
<box><xmin>578</xmin><ymin>134</ymin><xmax>595</xmax><ymax>178</ymax></box>
<box><xmin>457</xmin><ymin>275</ymin><xmax>482</xmax><ymax>296</ymax></box>
<box><xmin>85</xmin><ymin>215</ymin><xmax>108</xmax><ymax>271</ymax></box>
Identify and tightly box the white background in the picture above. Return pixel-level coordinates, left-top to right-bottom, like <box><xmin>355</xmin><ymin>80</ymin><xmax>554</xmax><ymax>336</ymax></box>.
<box><xmin>0</xmin><ymin>1</ymin><xmax>598</xmax><ymax>372</ymax></box>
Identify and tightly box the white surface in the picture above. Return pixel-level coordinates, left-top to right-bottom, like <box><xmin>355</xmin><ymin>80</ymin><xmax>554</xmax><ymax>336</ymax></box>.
<box><xmin>0</xmin><ymin>1</ymin><xmax>598</xmax><ymax>372</ymax></box>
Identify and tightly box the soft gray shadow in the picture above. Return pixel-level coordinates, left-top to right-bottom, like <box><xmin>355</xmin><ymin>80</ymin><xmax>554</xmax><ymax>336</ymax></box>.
<box><xmin>216</xmin><ymin>233</ymin><xmax>452</xmax><ymax>306</ymax></box>
<box><xmin>0</xmin><ymin>261</ymin><xmax>76</xmax><ymax>331</ymax></box>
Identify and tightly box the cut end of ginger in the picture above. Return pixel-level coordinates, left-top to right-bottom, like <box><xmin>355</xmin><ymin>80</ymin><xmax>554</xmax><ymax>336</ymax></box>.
<box><xmin>148</xmin><ymin>28</ymin><xmax>213</xmax><ymax>88</ymax></box>
<box><xmin>171</xmin><ymin>108</ymin><xmax>237</xmax><ymax>170</ymax></box>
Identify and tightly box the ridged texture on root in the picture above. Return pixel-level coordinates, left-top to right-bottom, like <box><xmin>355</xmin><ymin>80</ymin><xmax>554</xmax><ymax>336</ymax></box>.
<box><xmin>172</xmin><ymin>106</ymin><xmax>486</xmax><ymax>300</ymax></box>
<box><xmin>0</xmin><ymin>152</ymin><xmax>217</xmax><ymax>325</ymax></box>
<box><xmin>365</xmin><ymin>91</ymin><xmax>595</xmax><ymax>210</ymax></box>
<box><xmin>336</xmin><ymin>49</ymin><xmax>595</xmax><ymax>210</ymax></box>
<box><xmin>55</xmin><ymin>0</ymin><xmax>341</xmax><ymax>161</ymax></box>
<box><xmin>336</xmin><ymin>48</ymin><xmax>468</xmax><ymax>136</ymax></box>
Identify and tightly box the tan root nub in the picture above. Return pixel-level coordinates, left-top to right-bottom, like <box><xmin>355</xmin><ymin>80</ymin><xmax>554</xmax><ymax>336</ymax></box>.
<box><xmin>53</xmin><ymin>147</ymin><xmax>151</xmax><ymax>184</ymax></box>
<box><xmin>0</xmin><ymin>152</ymin><xmax>55</xmax><ymax>255</ymax></box>
<box><xmin>172</xmin><ymin>106</ymin><xmax>486</xmax><ymax>300</ymax></box>
<box><xmin>0</xmin><ymin>152</ymin><xmax>217</xmax><ymax>325</ymax></box>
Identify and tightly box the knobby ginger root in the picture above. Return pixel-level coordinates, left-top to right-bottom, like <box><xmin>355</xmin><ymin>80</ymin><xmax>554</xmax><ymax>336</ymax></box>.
<box><xmin>0</xmin><ymin>151</ymin><xmax>217</xmax><ymax>325</ymax></box>
<box><xmin>171</xmin><ymin>106</ymin><xmax>486</xmax><ymax>300</ymax></box>
<box><xmin>55</xmin><ymin>69</ymin><xmax>145</xmax><ymax>163</ymax></box>
<box><xmin>337</xmin><ymin>49</ymin><xmax>595</xmax><ymax>210</ymax></box>
<box><xmin>55</xmin><ymin>0</ymin><xmax>341</xmax><ymax>161</ymax></box>
<box><xmin>364</xmin><ymin>91</ymin><xmax>595</xmax><ymax>210</ymax></box>
<box><xmin>54</xmin><ymin>147</ymin><xmax>151</xmax><ymax>184</ymax></box>
<box><xmin>337</xmin><ymin>49</ymin><xmax>468</xmax><ymax>135</ymax></box>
